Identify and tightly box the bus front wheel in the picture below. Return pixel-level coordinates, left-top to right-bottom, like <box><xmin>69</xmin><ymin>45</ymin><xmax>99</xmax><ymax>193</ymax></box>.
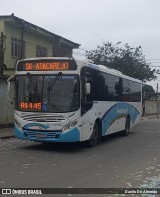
<box><xmin>84</xmin><ymin>122</ymin><xmax>100</xmax><ymax>147</ymax></box>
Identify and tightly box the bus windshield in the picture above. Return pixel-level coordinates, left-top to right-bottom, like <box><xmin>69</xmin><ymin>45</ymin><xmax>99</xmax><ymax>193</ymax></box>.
<box><xmin>15</xmin><ymin>74</ymin><xmax>80</xmax><ymax>113</ymax></box>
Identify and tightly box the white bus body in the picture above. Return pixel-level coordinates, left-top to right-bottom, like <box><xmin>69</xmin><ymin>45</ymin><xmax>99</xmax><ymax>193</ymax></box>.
<box><xmin>14</xmin><ymin>57</ymin><xmax>142</xmax><ymax>146</ymax></box>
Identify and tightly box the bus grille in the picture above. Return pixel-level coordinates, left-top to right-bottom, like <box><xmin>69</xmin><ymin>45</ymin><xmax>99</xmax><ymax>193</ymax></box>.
<box><xmin>25</xmin><ymin>131</ymin><xmax>60</xmax><ymax>139</ymax></box>
<box><xmin>20</xmin><ymin>113</ymin><xmax>65</xmax><ymax>122</ymax></box>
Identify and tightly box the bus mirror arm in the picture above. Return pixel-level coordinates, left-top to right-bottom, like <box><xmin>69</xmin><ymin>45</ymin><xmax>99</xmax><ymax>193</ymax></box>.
<box><xmin>7</xmin><ymin>75</ymin><xmax>15</xmax><ymax>101</ymax></box>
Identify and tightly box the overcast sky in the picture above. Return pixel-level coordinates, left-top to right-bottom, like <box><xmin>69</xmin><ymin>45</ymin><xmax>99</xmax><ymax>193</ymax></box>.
<box><xmin>1</xmin><ymin>0</ymin><xmax>160</xmax><ymax>90</ymax></box>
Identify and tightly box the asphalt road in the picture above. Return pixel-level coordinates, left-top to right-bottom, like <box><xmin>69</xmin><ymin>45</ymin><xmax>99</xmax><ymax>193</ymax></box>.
<box><xmin>0</xmin><ymin>119</ymin><xmax>160</xmax><ymax>197</ymax></box>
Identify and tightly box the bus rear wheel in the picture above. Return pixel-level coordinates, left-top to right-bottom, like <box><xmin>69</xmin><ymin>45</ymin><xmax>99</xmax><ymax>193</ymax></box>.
<box><xmin>121</xmin><ymin>117</ymin><xmax>130</xmax><ymax>136</ymax></box>
<box><xmin>84</xmin><ymin>122</ymin><xmax>100</xmax><ymax>147</ymax></box>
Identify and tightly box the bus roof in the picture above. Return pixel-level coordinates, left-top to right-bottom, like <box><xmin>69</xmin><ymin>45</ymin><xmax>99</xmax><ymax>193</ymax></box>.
<box><xmin>77</xmin><ymin>59</ymin><xmax>142</xmax><ymax>84</ymax></box>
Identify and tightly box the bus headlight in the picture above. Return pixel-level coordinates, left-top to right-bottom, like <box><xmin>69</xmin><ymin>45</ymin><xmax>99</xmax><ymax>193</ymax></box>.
<box><xmin>63</xmin><ymin>123</ymin><xmax>70</xmax><ymax>132</ymax></box>
<box><xmin>70</xmin><ymin>120</ymin><xmax>78</xmax><ymax>127</ymax></box>
<box><xmin>63</xmin><ymin>120</ymin><xmax>78</xmax><ymax>132</ymax></box>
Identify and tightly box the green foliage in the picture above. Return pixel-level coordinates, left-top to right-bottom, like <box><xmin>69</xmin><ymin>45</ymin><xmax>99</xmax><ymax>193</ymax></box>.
<box><xmin>86</xmin><ymin>42</ymin><xmax>158</xmax><ymax>82</ymax></box>
<box><xmin>142</xmin><ymin>84</ymin><xmax>155</xmax><ymax>94</ymax></box>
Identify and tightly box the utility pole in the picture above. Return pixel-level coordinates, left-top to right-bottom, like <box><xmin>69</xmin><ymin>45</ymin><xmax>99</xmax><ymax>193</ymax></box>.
<box><xmin>20</xmin><ymin>25</ymin><xmax>24</xmax><ymax>59</ymax></box>
<box><xmin>0</xmin><ymin>32</ymin><xmax>4</xmax><ymax>76</ymax></box>
<box><xmin>156</xmin><ymin>83</ymin><xmax>159</xmax><ymax>116</ymax></box>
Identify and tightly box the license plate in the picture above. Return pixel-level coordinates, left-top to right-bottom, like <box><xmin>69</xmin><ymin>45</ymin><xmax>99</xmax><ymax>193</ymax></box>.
<box><xmin>36</xmin><ymin>133</ymin><xmax>47</xmax><ymax>138</ymax></box>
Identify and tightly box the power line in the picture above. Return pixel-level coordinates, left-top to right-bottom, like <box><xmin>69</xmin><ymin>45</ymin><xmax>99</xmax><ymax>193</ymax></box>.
<box><xmin>147</xmin><ymin>59</ymin><xmax>160</xmax><ymax>60</ymax></box>
<box><xmin>149</xmin><ymin>66</ymin><xmax>160</xmax><ymax>67</ymax></box>
<box><xmin>79</xmin><ymin>48</ymin><xmax>87</xmax><ymax>52</ymax></box>
<box><xmin>149</xmin><ymin>61</ymin><xmax>160</xmax><ymax>62</ymax></box>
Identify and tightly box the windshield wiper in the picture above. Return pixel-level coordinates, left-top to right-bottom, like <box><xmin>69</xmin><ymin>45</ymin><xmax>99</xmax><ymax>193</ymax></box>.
<box><xmin>26</xmin><ymin>72</ymin><xmax>37</xmax><ymax>92</ymax></box>
<box><xmin>26</xmin><ymin>72</ymin><xmax>39</xmax><ymax>102</ymax></box>
<box><xmin>47</xmin><ymin>72</ymin><xmax>62</xmax><ymax>96</ymax></box>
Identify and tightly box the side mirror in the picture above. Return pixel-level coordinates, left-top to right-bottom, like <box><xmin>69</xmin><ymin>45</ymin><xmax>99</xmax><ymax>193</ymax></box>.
<box><xmin>85</xmin><ymin>83</ymin><xmax>91</xmax><ymax>95</ymax></box>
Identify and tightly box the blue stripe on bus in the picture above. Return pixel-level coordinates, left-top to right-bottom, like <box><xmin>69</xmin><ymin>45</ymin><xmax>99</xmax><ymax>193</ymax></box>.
<box><xmin>15</xmin><ymin>127</ymin><xmax>80</xmax><ymax>142</ymax></box>
<box><xmin>101</xmin><ymin>103</ymin><xmax>140</xmax><ymax>135</ymax></box>
<box><xmin>23</xmin><ymin>123</ymin><xmax>50</xmax><ymax>130</ymax></box>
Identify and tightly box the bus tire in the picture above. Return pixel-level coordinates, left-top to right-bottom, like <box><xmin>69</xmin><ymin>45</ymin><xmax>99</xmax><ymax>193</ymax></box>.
<box><xmin>121</xmin><ymin>117</ymin><xmax>130</xmax><ymax>136</ymax></box>
<box><xmin>84</xmin><ymin>122</ymin><xmax>100</xmax><ymax>147</ymax></box>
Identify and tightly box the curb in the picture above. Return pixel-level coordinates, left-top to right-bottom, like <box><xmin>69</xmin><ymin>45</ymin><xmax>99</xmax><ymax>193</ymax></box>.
<box><xmin>0</xmin><ymin>127</ymin><xmax>15</xmax><ymax>139</ymax></box>
<box><xmin>141</xmin><ymin>116</ymin><xmax>160</xmax><ymax>121</ymax></box>
<box><xmin>0</xmin><ymin>124</ymin><xmax>14</xmax><ymax>129</ymax></box>
<box><xmin>0</xmin><ymin>135</ymin><xmax>15</xmax><ymax>140</ymax></box>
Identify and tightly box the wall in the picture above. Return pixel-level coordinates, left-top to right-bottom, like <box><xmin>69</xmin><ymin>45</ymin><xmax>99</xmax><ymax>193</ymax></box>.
<box><xmin>145</xmin><ymin>100</ymin><xmax>160</xmax><ymax>115</ymax></box>
<box><xmin>53</xmin><ymin>45</ymin><xmax>72</xmax><ymax>57</ymax></box>
<box><xmin>24</xmin><ymin>30</ymin><xmax>53</xmax><ymax>58</ymax></box>
<box><xmin>0</xmin><ymin>78</ymin><xmax>14</xmax><ymax>125</ymax></box>
<box><xmin>0</xmin><ymin>20</ymin><xmax>4</xmax><ymax>32</ymax></box>
<box><xmin>4</xmin><ymin>22</ymin><xmax>20</xmax><ymax>70</ymax></box>
<box><xmin>4</xmin><ymin>22</ymin><xmax>54</xmax><ymax>70</ymax></box>
<box><xmin>3</xmin><ymin>21</ymin><xmax>73</xmax><ymax>77</ymax></box>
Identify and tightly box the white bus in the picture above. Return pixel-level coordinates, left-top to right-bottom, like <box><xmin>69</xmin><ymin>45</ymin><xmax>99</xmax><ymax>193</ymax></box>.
<box><xmin>12</xmin><ymin>57</ymin><xmax>142</xmax><ymax>147</ymax></box>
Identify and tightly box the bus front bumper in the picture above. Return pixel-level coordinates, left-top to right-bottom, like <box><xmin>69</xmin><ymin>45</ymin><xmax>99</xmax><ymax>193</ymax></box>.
<box><xmin>15</xmin><ymin>127</ymin><xmax>80</xmax><ymax>142</ymax></box>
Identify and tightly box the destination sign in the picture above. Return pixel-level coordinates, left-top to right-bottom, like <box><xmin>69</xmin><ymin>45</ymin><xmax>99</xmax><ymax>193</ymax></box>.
<box><xmin>17</xmin><ymin>60</ymin><xmax>77</xmax><ymax>71</ymax></box>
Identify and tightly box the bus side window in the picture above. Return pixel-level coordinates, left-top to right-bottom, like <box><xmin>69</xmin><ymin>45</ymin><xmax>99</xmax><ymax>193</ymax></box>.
<box><xmin>115</xmin><ymin>78</ymin><xmax>123</xmax><ymax>101</ymax></box>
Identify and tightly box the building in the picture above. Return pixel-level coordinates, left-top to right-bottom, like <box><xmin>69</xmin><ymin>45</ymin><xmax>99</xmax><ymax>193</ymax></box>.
<box><xmin>0</xmin><ymin>14</ymin><xmax>80</xmax><ymax>76</ymax></box>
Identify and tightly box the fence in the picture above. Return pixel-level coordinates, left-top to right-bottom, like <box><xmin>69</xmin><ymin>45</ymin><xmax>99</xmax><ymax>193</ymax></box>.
<box><xmin>144</xmin><ymin>100</ymin><xmax>160</xmax><ymax>115</ymax></box>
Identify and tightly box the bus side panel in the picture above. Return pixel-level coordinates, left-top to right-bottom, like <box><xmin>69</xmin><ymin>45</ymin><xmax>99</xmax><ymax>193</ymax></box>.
<box><xmin>81</xmin><ymin>110</ymin><xmax>96</xmax><ymax>141</ymax></box>
<box><xmin>101</xmin><ymin>102</ymin><xmax>141</xmax><ymax>136</ymax></box>
<box><xmin>107</xmin><ymin>117</ymin><xmax>126</xmax><ymax>135</ymax></box>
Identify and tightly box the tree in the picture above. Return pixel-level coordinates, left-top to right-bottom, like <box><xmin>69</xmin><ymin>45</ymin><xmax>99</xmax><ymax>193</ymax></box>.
<box><xmin>142</xmin><ymin>84</ymin><xmax>155</xmax><ymax>99</ymax></box>
<box><xmin>142</xmin><ymin>84</ymin><xmax>155</xmax><ymax>93</ymax></box>
<box><xmin>86</xmin><ymin>42</ymin><xmax>159</xmax><ymax>83</ymax></box>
